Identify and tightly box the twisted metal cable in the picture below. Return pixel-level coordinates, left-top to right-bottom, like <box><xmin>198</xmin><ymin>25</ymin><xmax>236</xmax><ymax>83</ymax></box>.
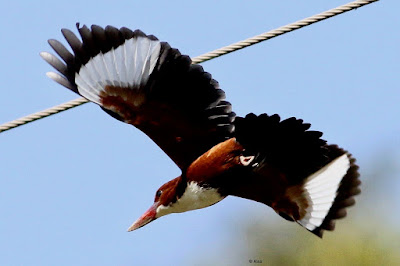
<box><xmin>191</xmin><ymin>0</ymin><xmax>379</xmax><ymax>64</ymax></box>
<box><xmin>0</xmin><ymin>98</ymin><xmax>88</xmax><ymax>132</ymax></box>
<box><xmin>0</xmin><ymin>0</ymin><xmax>378</xmax><ymax>133</ymax></box>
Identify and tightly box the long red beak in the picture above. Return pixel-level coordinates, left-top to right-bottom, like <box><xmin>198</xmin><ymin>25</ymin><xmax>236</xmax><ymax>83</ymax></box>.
<box><xmin>127</xmin><ymin>203</ymin><xmax>158</xmax><ymax>232</ymax></box>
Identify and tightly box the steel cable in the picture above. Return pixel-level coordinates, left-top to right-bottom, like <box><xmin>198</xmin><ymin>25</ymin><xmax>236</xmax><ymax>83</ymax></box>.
<box><xmin>0</xmin><ymin>0</ymin><xmax>379</xmax><ymax>133</ymax></box>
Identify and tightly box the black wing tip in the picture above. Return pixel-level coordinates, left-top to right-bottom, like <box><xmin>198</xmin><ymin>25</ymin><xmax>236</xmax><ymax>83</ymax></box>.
<box><xmin>48</xmin><ymin>23</ymin><xmax>159</xmax><ymax>62</ymax></box>
<box><xmin>310</xmin><ymin>148</ymin><xmax>361</xmax><ymax>238</ymax></box>
<box><xmin>238</xmin><ymin>113</ymin><xmax>319</xmax><ymax>134</ymax></box>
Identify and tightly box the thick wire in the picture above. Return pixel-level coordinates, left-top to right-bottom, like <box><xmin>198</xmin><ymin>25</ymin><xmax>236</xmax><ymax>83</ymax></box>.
<box><xmin>0</xmin><ymin>98</ymin><xmax>88</xmax><ymax>132</ymax></box>
<box><xmin>0</xmin><ymin>0</ymin><xmax>378</xmax><ymax>133</ymax></box>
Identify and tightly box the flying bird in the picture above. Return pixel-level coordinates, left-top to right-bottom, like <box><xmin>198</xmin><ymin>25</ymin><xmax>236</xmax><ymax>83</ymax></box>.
<box><xmin>40</xmin><ymin>24</ymin><xmax>360</xmax><ymax>237</ymax></box>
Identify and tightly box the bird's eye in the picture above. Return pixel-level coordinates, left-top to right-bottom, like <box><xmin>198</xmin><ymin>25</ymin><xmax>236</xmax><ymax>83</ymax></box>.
<box><xmin>156</xmin><ymin>190</ymin><xmax>162</xmax><ymax>198</ymax></box>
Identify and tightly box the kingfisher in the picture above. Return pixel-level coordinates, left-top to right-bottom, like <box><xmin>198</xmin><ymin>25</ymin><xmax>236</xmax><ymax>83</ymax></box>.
<box><xmin>40</xmin><ymin>24</ymin><xmax>360</xmax><ymax>237</ymax></box>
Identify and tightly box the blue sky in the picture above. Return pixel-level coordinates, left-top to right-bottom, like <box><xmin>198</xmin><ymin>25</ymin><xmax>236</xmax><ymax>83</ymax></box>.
<box><xmin>1</xmin><ymin>1</ymin><xmax>399</xmax><ymax>265</ymax></box>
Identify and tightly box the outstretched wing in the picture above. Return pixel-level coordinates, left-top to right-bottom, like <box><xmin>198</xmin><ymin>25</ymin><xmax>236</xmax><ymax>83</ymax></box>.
<box><xmin>41</xmin><ymin>24</ymin><xmax>235</xmax><ymax>169</ymax></box>
<box><xmin>231</xmin><ymin>113</ymin><xmax>360</xmax><ymax>237</ymax></box>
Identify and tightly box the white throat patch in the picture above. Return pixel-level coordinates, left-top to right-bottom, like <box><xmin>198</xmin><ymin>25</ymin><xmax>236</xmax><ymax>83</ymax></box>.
<box><xmin>156</xmin><ymin>182</ymin><xmax>225</xmax><ymax>218</ymax></box>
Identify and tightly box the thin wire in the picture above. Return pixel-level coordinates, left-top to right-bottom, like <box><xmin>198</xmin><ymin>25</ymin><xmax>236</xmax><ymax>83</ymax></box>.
<box><xmin>0</xmin><ymin>0</ymin><xmax>379</xmax><ymax>133</ymax></box>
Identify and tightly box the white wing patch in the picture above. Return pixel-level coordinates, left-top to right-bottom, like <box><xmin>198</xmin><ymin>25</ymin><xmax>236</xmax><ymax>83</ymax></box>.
<box><xmin>43</xmin><ymin>36</ymin><xmax>161</xmax><ymax>106</ymax></box>
<box><xmin>75</xmin><ymin>37</ymin><xmax>161</xmax><ymax>105</ymax></box>
<box><xmin>298</xmin><ymin>154</ymin><xmax>350</xmax><ymax>231</ymax></box>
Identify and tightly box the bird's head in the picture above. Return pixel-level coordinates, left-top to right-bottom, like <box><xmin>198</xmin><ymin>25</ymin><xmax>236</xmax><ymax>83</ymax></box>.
<box><xmin>127</xmin><ymin>138</ymin><xmax>255</xmax><ymax>232</ymax></box>
<box><xmin>127</xmin><ymin>176</ymin><xmax>185</xmax><ymax>231</ymax></box>
<box><xmin>127</xmin><ymin>170</ymin><xmax>227</xmax><ymax>231</ymax></box>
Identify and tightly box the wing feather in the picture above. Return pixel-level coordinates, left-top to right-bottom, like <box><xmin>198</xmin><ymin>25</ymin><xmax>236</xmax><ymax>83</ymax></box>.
<box><xmin>41</xmin><ymin>24</ymin><xmax>235</xmax><ymax>169</ymax></box>
<box><xmin>231</xmin><ymin>113</ymin><xmax>360</xmax><ymax>237</ymax></box>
